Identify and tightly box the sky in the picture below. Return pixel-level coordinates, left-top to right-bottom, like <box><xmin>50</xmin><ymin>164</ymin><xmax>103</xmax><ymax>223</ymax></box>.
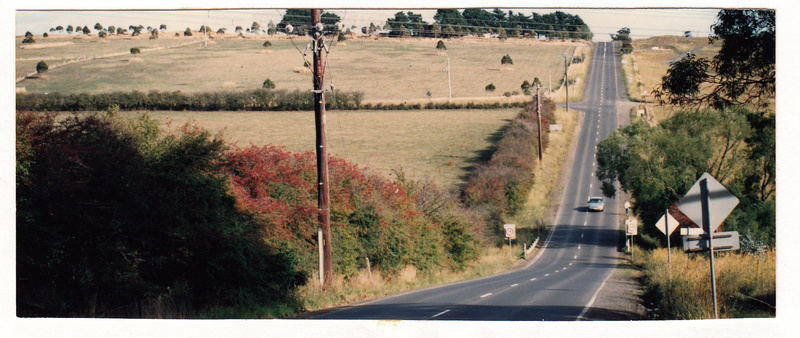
<box><xmin>14</xmin><ymin>7</ymin><xmax>720</xmax><ymax>42</ymax></box>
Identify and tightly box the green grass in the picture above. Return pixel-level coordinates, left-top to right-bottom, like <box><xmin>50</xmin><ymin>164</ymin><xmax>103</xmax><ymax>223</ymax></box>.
<box><xmin>141</xmin><ymin>108</ymin><xmax>520</xmax><ymax>190</ymax></box>
<box><xmin>17</xmin><ymin>34</ymin><xmax>586</xmax><ymax>103</ymax></box>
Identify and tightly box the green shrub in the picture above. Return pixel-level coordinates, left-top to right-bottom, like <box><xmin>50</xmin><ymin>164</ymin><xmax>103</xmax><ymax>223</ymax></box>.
<box><xmin>35</xmin><ymin>61</ymin><xmax>48</xmax><ymax>73</ymax></box>
<box><xmin>262</xmin><ymin>78</ymin><xmax>276</xmax><ymax>89</ymax></box>
<box><xmin>501</xmin><ymin>54</ymin><xmax>513</xmax><ymax>65</ymax></box>
<box><xmin>485</xmin><ymin>83</ymin><xmax>496</xmax><ymax>92</ymax></box>
<box><xmin>436</xmin><ymin>40</ymin><xmax>447</xmax><ymax>50</ymax></box>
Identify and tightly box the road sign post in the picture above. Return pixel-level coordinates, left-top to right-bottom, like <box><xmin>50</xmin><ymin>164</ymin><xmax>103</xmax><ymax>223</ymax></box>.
<box><xmin>654</xmin><ymin>210</ymin><xmax>678</xmax><ymax>264</ymax></box>
<box><xmin>504</xmin><ymin>224</ymin><xmax>516</xmax><ymax>258</ymax></box>
<box><xmin>677</xmin><ymin>173</ymin><xmax>739</xmax><ymax>320</ymax></box>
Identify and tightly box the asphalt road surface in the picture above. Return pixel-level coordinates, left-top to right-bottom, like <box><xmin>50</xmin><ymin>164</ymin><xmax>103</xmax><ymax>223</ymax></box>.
<box><xmin>309</xmin><ymin>41</ymin><xmax>626</xmax><ymax>321</ymax></box>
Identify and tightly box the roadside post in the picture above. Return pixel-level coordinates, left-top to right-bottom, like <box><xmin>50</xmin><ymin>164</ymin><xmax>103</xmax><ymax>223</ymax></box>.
<box><xmin>625</xmin><ymin>218</ymin><xmax>638</xmax><ymax>260</ymax></box>
<box><xmin>677</xmin><ymin>172</ymin><xmax>740</xmax><ymax>319</ymax></box>
<box><xmin>653</xmin><ymin>210</ymin><xmax>679</xmax><ymax>264</ymax></box>
<box><xmin>504</xmin><ymin>224</ymin><xmax>516</xmax><ymax>258</ymax></box>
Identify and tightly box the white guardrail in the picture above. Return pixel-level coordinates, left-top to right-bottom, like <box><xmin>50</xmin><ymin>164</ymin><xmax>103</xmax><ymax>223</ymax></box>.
<box><xmin>524</xmin><ymin>237</ymin><xmax>540</xmax><ymax>258</ymax></box>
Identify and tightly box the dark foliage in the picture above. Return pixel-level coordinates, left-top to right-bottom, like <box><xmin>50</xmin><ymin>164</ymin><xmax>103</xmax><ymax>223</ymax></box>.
<box><xmin>17</xmin><ymin>112</ymin><xmax>306</xmax><ymax>317</ymax></box>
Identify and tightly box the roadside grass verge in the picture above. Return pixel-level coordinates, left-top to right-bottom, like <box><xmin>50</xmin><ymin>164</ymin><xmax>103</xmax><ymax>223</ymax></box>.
<box><xmin>298</xmin><ymin>246</ymin><xmax>519</xmax><ymax>314</ymax></box>
<box><xmin>632</xmin><ymin>247</ymin><xmax>775</xmax><ymax>319</ymax></box>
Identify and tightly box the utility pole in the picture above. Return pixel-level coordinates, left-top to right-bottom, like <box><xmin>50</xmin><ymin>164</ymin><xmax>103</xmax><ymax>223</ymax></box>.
<box><xmin>563</xmin><ymin>52</ymin><xmax>570</xmax><ymax>112</ymax></box>
<box><xmin>445</xmin><ymin>56</ymin><xmax>452</xmax><ymax>102</ymax></box>
<box><xmin>535</xmin><ymin>85</ymin><xmax>543</xmax><ymax>162</ymax></box>
<box><xmin>311</xmin><ymin>9</ymin><xmax>333</xmax><ymax>287</ymax></box>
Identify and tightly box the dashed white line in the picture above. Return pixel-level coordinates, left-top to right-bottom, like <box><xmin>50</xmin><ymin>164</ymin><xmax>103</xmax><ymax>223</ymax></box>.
<box><xmin>563</xmin><ymin>267</ymin><xmax>568</xmax><ymax>270</ymax></box>
<box><xmin>574</xmin><ymin>255</ymin><xmax>578</xmax><ymax>259</ymax></box>
<box><xmin>578</xmin><ymin>245</ymin><xmax>582</xmax><ymax>250</ymax></box>
<box><xmin>480</xmin><ymin>293</ymin><xmax>492</xmax><ymax>298</ymax></box>
<box><xmin>530</xmin><ymin>278</ymin><xmax>537</xmax><ymax>281</ymax></box>
<box><xmin>511</xmin><ymin>284</ymin><xmax>519</xmax><ymax>287</ymax></box>
<box><xmin>545</xmin><ymin>273</ymin><xmax>550</xmax><ymax>277</ymax></box>
<box><xmin>569</xmin><ymin>263</ymin><xmax>573</xmax><ymax>266</ymax></box>
<box><xmin>431</xmin><ymin>309</ymin><xmax>451</xmax><ymax>318</ymax></box>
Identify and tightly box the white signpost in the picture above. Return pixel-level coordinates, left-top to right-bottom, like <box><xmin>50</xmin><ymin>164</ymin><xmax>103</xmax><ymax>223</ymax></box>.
<box><xmin>504</xmin><ymin>224</ymin><xmax>516</xmax><ymax>239</ymax></box>
<box><xmin>504</xmin><ymin>224</ymin><xmax>516</xmax><ymax>258</ymax></box>
<box><xmin>677</xmin><ymin>172</ymin><xmax>739</xmax><ymax>319</ymax></box>
<box><xmin>625</xmin><ymin>218</ymin><xmax>638</xmax><ymax>259</ymax></box>
<box><xmin>654</xmin><ymin>211</ymin><xmax>679</xmax><ymax>263</ymax></box>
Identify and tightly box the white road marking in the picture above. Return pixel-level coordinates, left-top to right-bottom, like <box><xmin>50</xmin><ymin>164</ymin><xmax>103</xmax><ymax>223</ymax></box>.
<box><xmin>530</xmin><ymin>278</ymin><xmax>537</xmax><ymax>281</ymax></box>
<box><xmin>511</xmin><ymin>284</ymin><xmax>519</xmax><ymax>287</ymax></box>
<box><xmin>581</xmin><ymin>233</ymin><xmax>584</xmax><ymax>238</ymax></box>
<box><xmin>569</xmin><ymin>263</ymin><xmax>573</xmax><ymax>266</ymax></box>
<box><xmin>545</xmin><ymin>273</ymin><xmax>550</xmax><ymax>277</ymax></box>
<box><xmin>563</xmin><ymin>267</ymin><xmax>568</xmax><ymax>270</ymax></box>
<box><xmin>431</xmin><ymin>309</ymin><xmax>450</xmax><ymax>318</ymax></box>
<box><xmin>574</xmin><ymin>255</ymin><xmax>578</xmax><ymax>259</ymax></box>
<box><xmin>480</xmin><ymin>293</ymin><xmax>492</xmax><ymax>298</ymax></box>
<box><xmin>578</xmin><ymin>245</ymin><xmax>582</xmax><ymax>250</ymax></box>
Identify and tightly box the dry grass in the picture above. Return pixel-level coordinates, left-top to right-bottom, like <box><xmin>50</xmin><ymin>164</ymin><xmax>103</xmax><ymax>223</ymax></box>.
<box><xmin>634</xmin><ymin>247</ymin><xmax>776</xmax><ymax>319</ymax></box>
<box><xmin>142</xmin><ymin>108</ymin><xmax>520</xmax><ymax>190</ymax></box>
<box><xmin>16</xmin><ymin>35</ymin><xmax>587</xmax><ymax>103</ymax></box>
<box><xmin>620</xmin><ymin>36</ymin><xmax>722</xmax><ymax>123</ymax></box>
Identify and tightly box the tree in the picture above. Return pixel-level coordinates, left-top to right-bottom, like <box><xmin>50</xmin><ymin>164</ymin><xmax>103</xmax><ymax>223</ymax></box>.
<box><xmin>485</xmin><ymin>83</ymin><xmax>496</xmax><ymax>92</ymax></box>
<box><xmin>501</xmin><ymin>54</ymin><xmax>513</xmax><ymax>65</ymax></box>
<box><xmin>130</xmin><ymin>47</ymin><xmax>140</xmax><ymax>55</ymax></box>
<box><xmin>436</xmin><ymin>40</ymin><xmax>447</xmax><ymax>50</ymax></box>
<box><xmin>56</xmin><ymin>25</ymin><xmax>64</xmax><ymax>32</ymax></box>
<box><xmin>235</xmin><ymin>26</ymin><xmax>243</xmax><ymax>34</ymax></box>
<box><xmin>25</xmin><ymin>31</ymin><xmax>33</xmax><ymax>38</ymax></box>
<box><xmin>684</xmin><ymin>30</ymin><xmax>692</xmax><ymax>38</ymax></box>
<box><xmin>184</xmin><ymin>27</ymin><xmax>192</xmax><ymax>36</ymax></box>
<box><xmin>82</xmin><ymin>26</ymin><xmax>90</xmax><ymax>34</ymax></box>
<box><xmin>251</xmin><ymin>21</ymin><xmax>261</xmax><ymax>33</ymax></box>
<box><xmin>160</xmin><ymin>24</ymin><xmax>167</xmax><ymax>31</ymax></box>
<box><xmin>66</xmin><ymin>25</ymin><xmax>73</xmax><ymax>34</ymax></box>
<box><xmin>262</xmin><ymin>78</ymin><xmax>276</xmax><ymax>89</ymax></box>
<box><xmin>655</xmin><ymin>10</ymin><xmax>775</xmax><ymax>110</ymax></box>
<box><xmin>22</xmin><ymin>36</ymin><xmax>35</xmax><ymax>43</ymax></box>
<box><xmin>610</xmin><ymin>27</ymin><xmax>631</xmax><ymax>43</ymax></box>
<box><xmin>107</xmin><ymin>26</ymin><xmax>115</xmax><ymax>35</ymax></box>
<box><xmin>94</xmin><ymin>23</ymin><xmax>103</xmax><ymax>31</ymax></box>
<box><xmin>596</xmin><ymin>108</ymin><xmax>775</xmax><ymax>247</ymax></box>
<box><xmin>217</xmin><ymin>28</ymin><xmax>226</xmax><ymax>34</ymax></box>
<box><xmin>116</xmin><ymin>27</ymin><xmax>127</xmax><ymax>35</ymax></box>
<box><xmin>97</xmin><ymin>31</ymin><xmax>106</xmax><ymax>38</ymax></box>
<box><xmin>36</xmin><ymin>61</ymin><xmax>48</xmax><ymax>73</ymax></box>
<box><xmin>433</xmin><ymin>9</ymin><xmax>467</xmax><ymax>28</ymax></box>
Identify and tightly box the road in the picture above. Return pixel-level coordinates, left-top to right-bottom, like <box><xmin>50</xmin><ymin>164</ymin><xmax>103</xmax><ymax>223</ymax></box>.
<box><xmin>308</xmin><ymin>41</ymin><xmax>627</xmax><ymax>321</ymax></box>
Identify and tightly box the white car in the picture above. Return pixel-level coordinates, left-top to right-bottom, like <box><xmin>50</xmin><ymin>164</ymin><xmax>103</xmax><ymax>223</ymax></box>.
<box><xmin>588</xmin><ymin>196</ymin><xmax>605</xmax><ymax>212</ymax></box>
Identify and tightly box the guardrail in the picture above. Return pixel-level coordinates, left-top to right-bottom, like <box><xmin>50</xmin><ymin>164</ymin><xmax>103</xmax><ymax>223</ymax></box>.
<box><xmin>524</xmin><ymin>237</ymin><xmax>540</xmax><ymax>258</ymax></box>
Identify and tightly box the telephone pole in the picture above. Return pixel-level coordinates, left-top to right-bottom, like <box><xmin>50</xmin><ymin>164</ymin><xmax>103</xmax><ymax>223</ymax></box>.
<box><xmin>563</xmin><ymin>52</ymin><xmax>570</xmax><ymax>112</ymax></box>
<box><xmin>535</xmin><ymin>85</ymin><xmax>543</xmax><ymax>162</ymax></box>
<box><xmin>311</xmin><ymin>9</ymin><xmax>333</xmax><ymax>286</ymax></box>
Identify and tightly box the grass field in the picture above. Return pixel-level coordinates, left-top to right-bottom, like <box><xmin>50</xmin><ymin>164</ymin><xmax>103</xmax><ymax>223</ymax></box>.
<box><xmin>142</xmin><ymin>108</ymin><xmax>521</xmax><ymax>190</ymax></box>
<box><xmin>16</xmin><ymin>33</ymin><xmax>589</xmax><ymax>103</ymax></box>
<box><xmin>619</xmin><ymin>36</ymin><xmax>721</xmax><ymax>122</ymax></box>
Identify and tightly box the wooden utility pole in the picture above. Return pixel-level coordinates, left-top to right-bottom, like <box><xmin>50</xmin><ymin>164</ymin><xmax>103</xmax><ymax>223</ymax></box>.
<box><xmin>311</xmin><ymin>9</ymin><xmax>333</xmax><ymax>286</ymax></box>
<box><xmin>564</xmin><ymin>52</ymin><xmax>570</xmax><ymax>112</ymax></box>
<box><xmin>535</xmin><ymin>85</ymin><xmax>543</xmax><ymax>162</ymax></box>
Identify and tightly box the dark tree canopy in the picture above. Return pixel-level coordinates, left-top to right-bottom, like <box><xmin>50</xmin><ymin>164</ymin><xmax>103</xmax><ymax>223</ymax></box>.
<box><xmin>655</xmin><ymin>9</ymin><xmax>775</xmax><ymax>110</ymax></box>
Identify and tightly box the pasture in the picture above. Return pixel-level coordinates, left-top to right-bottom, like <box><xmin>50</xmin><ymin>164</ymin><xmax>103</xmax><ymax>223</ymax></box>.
<box><xmin>143</xmin><ymin>108</ymin><xmax>521</xmax><ymax>190</ymax></box>
<box><xmin>16</xmin><ymin>33</ymin><xmax>589</xmax><ymax>103</ymax></box>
